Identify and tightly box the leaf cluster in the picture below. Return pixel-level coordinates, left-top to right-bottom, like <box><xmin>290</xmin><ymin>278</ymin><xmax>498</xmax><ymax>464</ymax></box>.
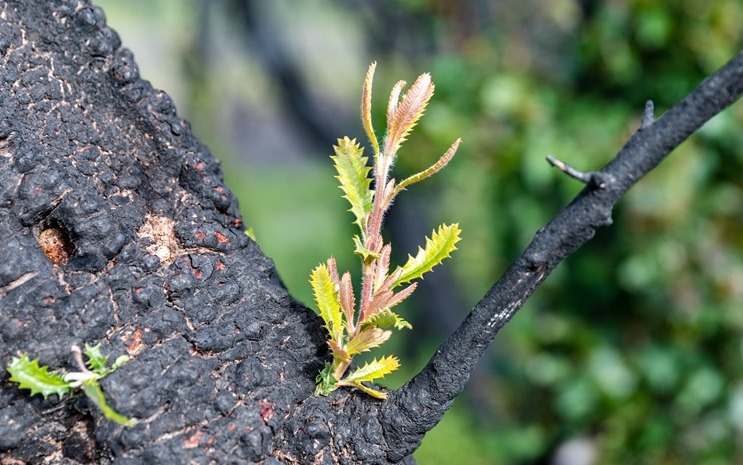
<box><xmin>6</xmin><ymin>344</ymin><xmax>133</xmax><ymax>426</ymax></box>
<box><xmin>312</xmin><ymin>63</ymin><xmax>461</xmax><ymax>399</ymax></box>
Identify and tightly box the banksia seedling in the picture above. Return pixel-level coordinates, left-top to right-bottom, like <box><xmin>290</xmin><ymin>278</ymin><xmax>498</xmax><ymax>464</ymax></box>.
<box><xmin>7</xmin><ymin>344</ymin><xmax>133</xmax><ymax>426</ymax></box>
<box><xmin>312</xmin><ymin>62</ymin><xmax>461</xmax><ymax>399</ymax></box>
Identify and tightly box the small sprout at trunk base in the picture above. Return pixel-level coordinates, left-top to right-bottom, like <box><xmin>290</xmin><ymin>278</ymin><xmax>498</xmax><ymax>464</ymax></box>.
<box><xmin>7</xmin><ymin>344</ymin><xmax>135</xmax><ymax>426</ymax></box>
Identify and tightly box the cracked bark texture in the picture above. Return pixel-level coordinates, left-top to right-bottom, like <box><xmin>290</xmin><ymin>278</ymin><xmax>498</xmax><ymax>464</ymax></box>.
<box><xmin>0</xmin><ymin>1</ymin><xmax>398</xmax><ymax>464</ymax></box>
<box><xmin>1</xmin><ymin>1</ymin><xmax>743</xmax><ymax>465</ymax></box>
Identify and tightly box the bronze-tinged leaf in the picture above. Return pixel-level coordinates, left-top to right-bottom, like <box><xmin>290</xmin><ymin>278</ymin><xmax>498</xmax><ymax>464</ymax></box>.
<box><xmin>363</xmin><ymin>288</ymin><xmax>395</xmax><ymax>319</ymax></box>
<box><xmin>338</xmin><ymin>272</ymin><xmax>356</xmax><ymax>333</ymax></box>
<box><xmin>328</xmin><ymin>339</ymin><xmax>351</xmax><ymax>362</ymax></box>
<box><xmin>361</xmin><ymin>62</ymin><xmax>380</xmax><ymax>156</ymax></box>
<box><xmin>384</xmin><ymin>72</ymin><xmax>434</xmax><ymax>156</ymax></box>
<box><xmin>390</xmin><ymin>138</ymin><xmax>461</xmax><ymax>202</ymax></box>
<box><xmin>327</xmin><ymin>256</ymin><xmax>341</xmax><ymax>287</ymax></box>
<box><xmin>347</xmin><ymin>327</ymin><xmax>391</xmax><ymax>355</ymax></box>
<box><xmin>382</xmin><ymin>283</ymin><xmax>418</xmax><ymax>313</ymax></box>
<box><xmin>386</xmin><ymin>80</ymin><xmax>407</xmax><ymax>131</ymax></box>
<box><xmin>374</xmin><ymin>244</ymin><xmax>392</xmax><ymax>292</ymax></box>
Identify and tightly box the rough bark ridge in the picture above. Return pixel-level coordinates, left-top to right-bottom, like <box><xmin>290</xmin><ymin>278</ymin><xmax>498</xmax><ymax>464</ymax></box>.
<box><xmin>0</xmin><ymin>2</ymin><xmax>397</xmax><ymax>464</ymax></box>
<box><xmin>1</xmin><ymin>1</ymin><xmax>742</xmax><ymax>465</ymax></box>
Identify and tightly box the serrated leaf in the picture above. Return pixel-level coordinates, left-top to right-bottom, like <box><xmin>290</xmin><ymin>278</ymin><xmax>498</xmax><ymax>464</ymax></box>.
<box><xmin>310</xmin><ymin>263</ymin><xmax>344</xmax><ymax>341</ymax></box>
<box><xmin>84</xmin><ymin>344</ymin><xmax>109</xmax><ymax>376</ymax></box>
<box><xmin>373</xmin><ymin>244</ymin><xmax>392</xmax><ymax>291</ymax></box>
<box><xmin>332</xmin><ymin>137</ymin><xmax>374</xmax><ymax>235</ymax></box>
<box><xmin>315</xmin><ymin>362</ymin><xmax>338</xmax><ymax>396</ymax></box>
<box><xmin>386</xmin><ymin>80</ymin><xmax>407</xmax><ymax>132</ymax></box>
<box><xmin>384</xmin><ymin>72</ymin><xmax>434</xmax><ymax>156</ymax></box>
<box><xmin>80</xmin><ymin>380</ymin><xmax>134</xmax><ymax>426</ymax></box>
<box><xmin>393</xmin><ymin>224</ymin><xmax>461</xmax><ymax>287</ymax></box>
<box><xmin>342</xmin><ymin>355</ymin><xmax>400</xmax><ymax>384</ymax></box>
<box><xmin>361</xmin><ymin>309</ymin><xmax>412</xmax><ymax>331</ymax></box>
<box><xmin>7</xmin><ymin>353</ymin><xmax>71</xmax><ymax>399</ymax></box>
<box><xmin>346</xmin><ymin>327</ymin><xmax>391</xmax><ymax>356</ymax></box>
<box><xmin>338</xmin><ymin>272</ymin><xmax>356</xmax><ymax>333</ymax></box>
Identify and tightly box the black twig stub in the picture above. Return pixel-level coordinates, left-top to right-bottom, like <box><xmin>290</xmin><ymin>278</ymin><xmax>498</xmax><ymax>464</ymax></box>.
<box><xmin>546</xmin><ymin>154</ymin><xmax>607</xmax><ymax>189</ymax></box>
<box><xmin>641</xmin><ymin>100</ymin><xmax>655</xmax><ymax>128</ymax></box>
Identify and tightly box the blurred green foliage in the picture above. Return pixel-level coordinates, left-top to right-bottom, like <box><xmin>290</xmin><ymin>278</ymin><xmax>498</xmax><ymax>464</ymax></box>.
<box><xmin>96</xmin><ymin>0</ymin><xmax>743</xmax><ymax>463</ymax></box>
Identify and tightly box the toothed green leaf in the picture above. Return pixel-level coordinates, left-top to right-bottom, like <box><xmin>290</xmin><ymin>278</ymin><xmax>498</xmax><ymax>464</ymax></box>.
<box><xmin>393</xmin><ymin>223</ymin><xmax>461</xmax><ymax>287</ymax></box>
<box><xmin>342</xmin><ymin>356</ymin><xmax>400</xmax><ymax>384</ymax></box>
<box><xmin>332</xmin><ymin>137</ymin><xmax>374</xmax><ymax>235</ymax></box>
<box><xmin>84</xmin><ymin>344</ymin><xmax>109</xmax><ymax>376</ymax></box>
<box><xmin>315</xmin><ymin>362</ymin><xmax>338</xmax><ymax>396</ymax></box>
<box><xmin>360</xmin><ymin>309</ymin><xmax>412</xmax><ymax>331</ymax></box>
<box><xmin>84</xmin><ymin>344</ymin><xmax>128</xmax><ymax>377</ymax></box>
<box><xmin>347</xmin><ymin>327</ymin><xmax>391</xmax><ymax>356</ymax></box>
<box><xmin>7</xmin><ymin>353</ymin><xmax>71</xmax><ymax>399</ymax></box>
<box><xmin>80</xmin><ymin>380</ymin><xmax>134</xmax><ymax>426</ymax></box>
<box><xmin>310</xmin><ymin>263</ymin><xmax>344</xmax><ymax>341</ymax></box>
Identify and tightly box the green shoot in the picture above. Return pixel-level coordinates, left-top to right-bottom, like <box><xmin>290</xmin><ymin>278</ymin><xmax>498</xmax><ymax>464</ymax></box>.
<box><xmin>311</xmin><ymin>63</ymin><xmax>461</xmax><ymax>399</ymax></box>
<box><xmin>7</xmin><ymin>344</ymin><xmax>134</xmax><ymax>426</ymax></box>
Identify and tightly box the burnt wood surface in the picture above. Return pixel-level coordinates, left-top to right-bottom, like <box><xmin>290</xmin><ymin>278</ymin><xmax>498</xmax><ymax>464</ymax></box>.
<box><xmin>1</xmin><ymin>1</ymin><xmax>742</xmax><ymax>464</ymax></box>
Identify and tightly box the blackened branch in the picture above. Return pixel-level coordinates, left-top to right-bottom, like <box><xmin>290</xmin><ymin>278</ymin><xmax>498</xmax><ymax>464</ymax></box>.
<box><xmin>381</xmin><ymin>49</ymin><xmax>743</xmax><ymax>461</ymax></box>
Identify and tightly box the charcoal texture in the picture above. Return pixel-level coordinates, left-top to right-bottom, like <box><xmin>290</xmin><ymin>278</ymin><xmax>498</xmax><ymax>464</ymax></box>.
<box><xmin>0</xmin><ymin>2</ymin><xmax>416</xmax><ymax>463</ymax></box>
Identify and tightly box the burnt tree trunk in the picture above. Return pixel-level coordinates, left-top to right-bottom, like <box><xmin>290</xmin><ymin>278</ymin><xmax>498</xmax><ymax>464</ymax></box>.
<box><xmin>1</xmin><ymin>2</ymin><xmax>742</xmax><ymax>465</ymax></box>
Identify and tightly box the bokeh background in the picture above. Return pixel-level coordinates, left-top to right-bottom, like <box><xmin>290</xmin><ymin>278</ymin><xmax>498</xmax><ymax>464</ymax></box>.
<box><xmin>92</xmin><ymin>1</ymin><xmax>743</xmax><ymax>464</ymax></box>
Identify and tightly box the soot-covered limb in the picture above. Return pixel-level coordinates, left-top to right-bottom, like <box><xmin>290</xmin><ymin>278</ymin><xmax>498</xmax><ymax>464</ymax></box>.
<box><xmin>381</xmin><ymin>49</ymin><xmax>743</xmax><ymax>460</ymax></box>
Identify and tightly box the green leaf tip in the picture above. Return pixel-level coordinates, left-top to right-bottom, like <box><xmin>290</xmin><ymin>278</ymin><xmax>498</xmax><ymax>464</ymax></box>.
<box><xmin>310</xmin><ymin>262</ymin><xmax>344</xmax><ymax>341</ymax></box>
<box><xmin>315</xmin><ymin>362</ymin><xmax>338</xmax><ymax>396</ymax></box>
<box><xmin>394</xmin><ymin>223</ymin><xmax>462</xmax><ymax>287</ymax></box>
<box><xmin>332</xmin><ymin>137</ymin><xmax>374</xmax><ymax>235</ymax></box>
<box><xmin>7</xmin><ymin>353</ymin><xmax>71</xmax><ymax>399</ymax></box>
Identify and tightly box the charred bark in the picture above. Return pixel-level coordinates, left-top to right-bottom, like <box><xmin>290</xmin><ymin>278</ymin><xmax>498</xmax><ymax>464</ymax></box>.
<box><xmin>0</xmin><ymin>1</ymin><xmax>741</xmax><ymax>464</ymax></box>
